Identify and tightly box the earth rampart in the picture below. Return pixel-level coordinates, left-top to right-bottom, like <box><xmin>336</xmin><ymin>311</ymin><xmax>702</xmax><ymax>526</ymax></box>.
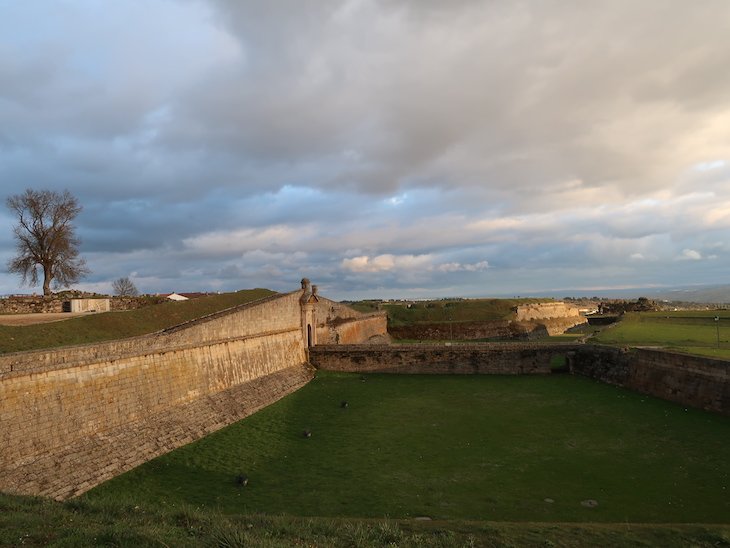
<box><xmin>387</xmin><ymin>320</ymin><xmax>545</xmax><ymax>341</ymax></box>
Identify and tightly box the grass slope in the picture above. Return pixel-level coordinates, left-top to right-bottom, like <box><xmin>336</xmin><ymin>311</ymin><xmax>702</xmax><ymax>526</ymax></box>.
<box><xmin>0</xmin><ymin>289</ymin><xmax>275</xmax><ymax>354</ymax></box>
<box><xmin>3</xmin><ymin>493</ymin><xmax>729</xmax><ymax>547</ymax></box>
<box><xmin>377</xmin><ymin>298</ymin><xmax>548</xmax><ymax>327</ymax></box>
<box><xmin>593</xmin><ymin>310</ymin><xmax>730</xmax><ymax>358</ymax></box>
<box><xmin>86</xmin><ymin>372</ymin><xmax>730</xmax><ymax>524</ymax></box>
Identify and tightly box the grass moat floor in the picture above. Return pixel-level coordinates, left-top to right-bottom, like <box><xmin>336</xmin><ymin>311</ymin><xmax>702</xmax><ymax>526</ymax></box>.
<box><xmin>85</xmin><ymin>372</ymin><xmax>729</xmax><ymax>525</ymax></box>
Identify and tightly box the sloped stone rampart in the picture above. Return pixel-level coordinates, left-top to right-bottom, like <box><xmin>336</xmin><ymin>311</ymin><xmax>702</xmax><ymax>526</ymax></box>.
<box><xmin>310</xmin><ymin>343</ymin><xmax>580</xmax><ymax>374</ymax></box>
<box><xmin>0</xmin><ymin>291</ymin><xmax>312</xmax><ymax>499</ymax></box>
<box><xmin>2</xmin><ymin>365</ymin><xmax>313</xmax><ymax>500</ymax></box>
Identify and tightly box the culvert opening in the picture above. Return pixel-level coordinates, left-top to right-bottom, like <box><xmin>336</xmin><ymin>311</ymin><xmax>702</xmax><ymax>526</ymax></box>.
<box><xmin>550</xmin><ymin>354</ymin><xmax>569</xmax><ymax>374</ymax></box>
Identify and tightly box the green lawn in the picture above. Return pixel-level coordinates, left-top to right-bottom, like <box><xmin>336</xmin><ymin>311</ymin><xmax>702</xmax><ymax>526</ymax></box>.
<box><xmin>85</xmin><ymin>372</ymin><xmax>730</xmax><ymax>524</ymax></box>
<box><xmin>593</xmin><ymin>311</ymin><xmax>730</xmax><ymax>358</ymax></box>
<box><xmin>0</xmin><ymin>289</ymin><xmax>275</xmax><ymax>354</ymax></box>
<box><xmin>382</xmin><ymin>298</ymin><xmax>547</xmax><ymax>326</ymax></box>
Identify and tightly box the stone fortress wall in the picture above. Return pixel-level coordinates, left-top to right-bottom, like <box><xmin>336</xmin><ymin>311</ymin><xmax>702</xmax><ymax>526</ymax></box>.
<box><xmin>314</xmin><ymin>295</ymin><xmax>389</xmax><ymax>344</ymax></box>
<box><xmin>0</xmin><ymin>282</ymin><xmax>385</xmax><ymax>500</ymax></box>
<box><xmin>312</xmin><ymin>342</ymin><xmax>729</xmax><ymax>415</ymax></box>
<box><xmin>1</xmin><ymin>281</ymin><xmax>727</xmax><ymax>501</ymax></box>
<box><xmin>512</xmin><ymin>301</ymin><xmax>587</xmax><ymax>335</ymax></box>
<box><xmin>513</xmin><ymin>301</ymin><xmax>582</xmax><ymax>321</ymax></box>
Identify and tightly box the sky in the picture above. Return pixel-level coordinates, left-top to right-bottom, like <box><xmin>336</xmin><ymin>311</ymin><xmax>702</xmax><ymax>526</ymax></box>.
<box><xmin>1</xmin><ymin>0</ymin><xmax>729</xmax><ymax>300</ymax></box>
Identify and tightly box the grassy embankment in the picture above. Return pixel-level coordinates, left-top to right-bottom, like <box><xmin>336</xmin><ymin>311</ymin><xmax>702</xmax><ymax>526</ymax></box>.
<box><xmin>380</xmin><ymin>298</ymin><xmax>548</xmax><ymax>327</ymax></box>
<box><xmin>593</xmin><ymin>310</ymin><xmax>730</xmax><ymax>359</ymax></box>
<box><xmin>2</xmin><ymin>493</ymin><xmax>729</xmax><ymax>548</ymax></box>
<box><xmin>0</xmin><ymin>288</ymin><xmax>275</xmax><ymax>354</ymax></box>
<box><xmin>86</xmin><ymin>372</ymin><xmax>729</xmax><ymax>524</ymax></box>
<box><xmin>353</xmin><ymin>298</ymin><xmax>557</xmax><ymax>343</ymax></box>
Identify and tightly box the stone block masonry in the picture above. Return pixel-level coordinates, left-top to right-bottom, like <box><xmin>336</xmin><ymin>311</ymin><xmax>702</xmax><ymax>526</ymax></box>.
<box><xmin>1</xmin><ymin>365</ymin><xmax>312</xmax><ymax>500</ymax></box>
<box><xmin>571</xmin><ymin>345</ymin><xmax>730</xmax><ymax>415</ymax></box>
<box><xmin>0</xmin><ymin>284</ymin><xmax>382</xmax><ymax>499</ymax></box>
<box><xmin>314</xmin><ymin>296</ymin><xmax>389</xmax><ymax>344</ymax></box>
<box><xmin>310</xmin><ymin>343</ymin><xmax>580</xmax><ymax>374</ymax></box>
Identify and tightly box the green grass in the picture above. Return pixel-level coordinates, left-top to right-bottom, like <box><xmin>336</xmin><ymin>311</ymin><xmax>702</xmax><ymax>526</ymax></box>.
<box><xmin>593</xmin><ymin>311</ymin><xmax>730</xmax><ymax>358</ymax></box>
<box><xmin>382</xmin><ymin>298</ymin><xmax>548</xmax><ymax>326</ymax></box>
<box><xmin>2</xmin><ymin>493</ymin><xmax>729</xmax><ymax>547</ymax></box>
<box><xmin>0</xmin><ymin>289</ymin><xmax>275</xmax><ymax>354</ymax></box>
<box><xmin>86</xmin><ymin>372</ymin><xmax>730</xmax><ymax>524</ymax></box>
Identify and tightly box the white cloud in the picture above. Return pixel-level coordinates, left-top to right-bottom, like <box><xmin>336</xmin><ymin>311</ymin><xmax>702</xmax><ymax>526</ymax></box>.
<box><xmin>2</xmin><ymin>1</ymin><xmax>730</xmax><ymax>297</ymax></box>
<box><xmin>341</xmin><ymin>253</ymin><xmax>433</xmax><ymax>273</ymax></box>
<box><xmin>677</xmin><ymin>249</ymin><xmax>702</xmax><ymax>261</ymax></box>
<box><xmin>435</xmin><ymin>261</ymin><xmax>489</xmax><ymax>272</ymax></box>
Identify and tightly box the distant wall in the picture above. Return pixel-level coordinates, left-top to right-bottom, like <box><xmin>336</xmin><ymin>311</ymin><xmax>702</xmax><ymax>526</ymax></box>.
<box><xmin>571</xmin><ymin>345</ymin><xmax>730</xmax><ymax>415</ymax></box>
<box><xmin>310</xmin><ymin>343</ymin><xmax>579</xmax><ymax>375</ymax></box>
<box><xmin>513</xmin><ymin>302</ymin><xmax>587</xmax><ymax>335</ymax></box>
<box><xmin>109</xmin><ymin>295</ymin><xmax>167</xmax><ymax>310</ymax></box>
<box><xmin>0</xmin><ymin>291</ymin><xmax>313</xmax><ymax>499</ymax></box>
<box><xmin>514</xmin><ymin>302</ymin><xmax>581</xmax><ymax>321</ymax></box>
<box><xmin>0</xmin><ymin>296</ymin><xmax>64</xmax><ymax>314</ymax></box>
<box><xmin>0</xmin><ymin>295</ymin><xmax>164</xmax><ymax>314</ymax></box>
<box><xmin>314</xmin><ymin>297</ymin><xmax>389</xmax><ymax>344</ymax></box>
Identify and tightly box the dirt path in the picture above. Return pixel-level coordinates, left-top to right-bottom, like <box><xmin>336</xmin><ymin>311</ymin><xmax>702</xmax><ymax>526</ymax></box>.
<box><xmin>0</xmin><ymin>313</ymin><xmax>87</xmax><ymax>326</ymax></box>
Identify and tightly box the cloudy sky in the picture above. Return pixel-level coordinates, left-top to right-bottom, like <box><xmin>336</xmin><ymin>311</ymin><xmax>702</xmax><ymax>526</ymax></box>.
<box><xmin>1</xmin><ymin>0</ymin><xmax>729</xmax><ymax>299</ymax></box>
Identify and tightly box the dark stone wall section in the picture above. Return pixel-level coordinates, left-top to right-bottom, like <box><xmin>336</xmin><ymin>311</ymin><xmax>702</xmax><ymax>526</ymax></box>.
<box><xmin>571</xmin><ymin>345</ymin><xmax>729</xmax><ymax>415</ymax></box>
<box><xmin>310</xmin><ymin>343</ymin><xmax>580</xmax><ymax>375</ymax></box>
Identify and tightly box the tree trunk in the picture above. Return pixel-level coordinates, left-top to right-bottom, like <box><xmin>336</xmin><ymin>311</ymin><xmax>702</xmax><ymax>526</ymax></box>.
<box><xmin>43</xmin><ymin>265</ymin><xmax>52</xmax><ymax>296</ymax></box>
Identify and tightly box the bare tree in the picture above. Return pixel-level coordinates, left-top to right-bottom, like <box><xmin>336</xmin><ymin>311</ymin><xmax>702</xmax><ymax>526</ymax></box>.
<box><xmin>6</xmin><ymin>189</ymin><xmax>89</xmax><ymax>296</ymax></box>
<box><xmin>112</xmin><ymin>276</ymin><xmax>139</xmax><ymax>296</ymax></box>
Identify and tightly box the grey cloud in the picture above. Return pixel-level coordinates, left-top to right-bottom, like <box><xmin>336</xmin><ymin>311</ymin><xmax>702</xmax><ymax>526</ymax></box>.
<box><xmin>1</xmin><ymin>0</ymin><xmax>729</xmax><ymax>297</ymax></box>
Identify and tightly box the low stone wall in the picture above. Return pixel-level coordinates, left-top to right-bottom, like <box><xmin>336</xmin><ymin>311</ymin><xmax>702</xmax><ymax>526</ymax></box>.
<box><xmin>0</xmin><ymin>295</ymin><xmax>165</xmax><ymax>314</ymax></box>
<box><xmin>0</xmin><ymin>296</ymin><xmax>64</xmax><ymax>314</ymax></box>
<box><xmin>109</xmin><ymin>295</ymin><xmax>167</xmax><ymax>311</ymax></box>
<box><xmin>310</xmin><ymin>343</ymin><xmax>579</xmax><ymax>375</ymax></box>
<box><xmin>571</xmin><ymin>345</ymin><xmax>730</xmax><ymax>415</ymax></box>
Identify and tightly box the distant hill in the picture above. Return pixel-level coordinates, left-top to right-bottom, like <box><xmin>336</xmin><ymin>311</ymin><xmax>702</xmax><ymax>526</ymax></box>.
<box><xmin>649</xmin><ymin>285</ymin><xmax>730</xmax><ymax>304</ymax></box>
<box><xmin>501</xmin><ymin>284</ymin><xmax>730</xmax><ymax>305</ymax></box>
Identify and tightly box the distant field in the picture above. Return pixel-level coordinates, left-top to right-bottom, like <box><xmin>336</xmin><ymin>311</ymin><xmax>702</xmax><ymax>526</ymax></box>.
<box><xmin>352</xmin><ymin>298</ymin><xmax>549</xmax><ymax>326</ymax></box>
<box><xmin>0</xmin><ymin>289</ymin><xmax>275</xmax><ymax>354</ymax></box>
<box><xmin>593</xmin><ymin>310</ymin><xmax>730</xmax><ymax>358</ymax></box>
<box><xmin>86</xmin><ymin>372</ymin><xmax>730</xmax><ymax>524</ymax></box>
